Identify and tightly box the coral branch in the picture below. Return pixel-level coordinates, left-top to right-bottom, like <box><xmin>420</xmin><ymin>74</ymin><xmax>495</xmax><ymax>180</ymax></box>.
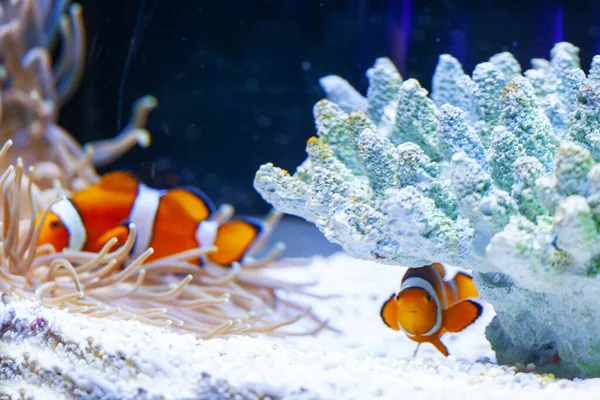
<box><xmin>255</xmin><ymin>41</ymin><xmax>600</xmax><ymax>377</ymax></box>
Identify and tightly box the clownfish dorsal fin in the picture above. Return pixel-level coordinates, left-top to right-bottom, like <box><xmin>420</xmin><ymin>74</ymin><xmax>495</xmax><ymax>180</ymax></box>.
<box><xmin>207</xmin><ymin>217</ymin><xmax>264</xmax><ymax>266</ymax></box>
<box><xmin>431</xmin><ymin>338</ymin><xmax>449</xmax><ymax>357</ymax></box>
<box><xmin>96</xmin><ymin>171</ymin><xmax>140</xmax><ymax>193</ymax></box>
<box><xmin>453</xmin><ymin>271</ymin><xmax>479</xmax><ymax>301</ymax></box>
<box><xmin>161</xmin><ymin>186</ymin><xmax>215</xmax><ymax>222</ymax></box>
<box><xmin>431</xmin><ymin>262</ymin><xmax>447</xmax><ymax>278</ymax></box>
<box><xmin>442</xmin><ymin>299</ymin><xmax>483</xmax><ymax>333</ymax></box>
<box><xmin>380</xmin><ymin>293</ymin><xmax>400</xmax><ymax>331</ymax></box>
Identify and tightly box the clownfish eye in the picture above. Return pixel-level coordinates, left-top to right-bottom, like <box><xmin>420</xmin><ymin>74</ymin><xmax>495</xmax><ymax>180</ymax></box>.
<box><xmin>426</xmin><ymin>293</ymin><xmax>433</xmax><ymax>302</ymax></box>
<box><xmin>50</xmin><ymin>221</ymin><xmax>62</xmax><ymax>229</ymax></box>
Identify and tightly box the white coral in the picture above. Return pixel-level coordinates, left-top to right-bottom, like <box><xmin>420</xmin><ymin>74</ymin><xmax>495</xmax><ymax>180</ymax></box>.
<box><xmin>254</xmin><ymin>42</ymin><xmax>600</xmax><ymax>378</ymax></box>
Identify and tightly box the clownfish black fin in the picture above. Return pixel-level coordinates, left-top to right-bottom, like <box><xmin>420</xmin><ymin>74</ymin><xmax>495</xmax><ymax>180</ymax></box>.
<box><xmin>208</xmin><ymin>217</ymin><xmax>264</xmax><ymax>266</ymax></box>
<box><xmin>162</xmin><ymin>186</ymin><xmax>216</xmax><ymax>222</ymax></box>
<box><xmin>380</xmin><ymin>294</ymin><xmax>399</xmax><ymax>331</ymax></box>
<box><xmin>443</xmin><ymin>299</ymin><xmax>483</xmax><ymax>333</ymax></box>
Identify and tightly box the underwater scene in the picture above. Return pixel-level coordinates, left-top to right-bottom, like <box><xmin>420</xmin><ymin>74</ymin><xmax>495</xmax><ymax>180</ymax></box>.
<box><xmin>3</xmin><ymin>0</ymin><xmax>600</xmax><ymax>399</ymax></box>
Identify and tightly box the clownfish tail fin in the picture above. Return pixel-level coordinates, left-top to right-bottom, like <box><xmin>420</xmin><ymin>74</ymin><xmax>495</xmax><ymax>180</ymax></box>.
<box><xmin>207</xmin><ymin>217</ymin><xmax>265</xmax><ymax>266</ymax></box>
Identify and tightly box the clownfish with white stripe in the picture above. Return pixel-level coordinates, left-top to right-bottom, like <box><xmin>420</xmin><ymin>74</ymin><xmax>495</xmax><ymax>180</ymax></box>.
<box><xmin>36</xmin><ymin>171</ymin><xmax>265</xmax><ymax>266</ymax></box>
<box><xmin>380</xmin><ymin>262</ymin><xmax>483</xmax><ymax>357</ymax></box>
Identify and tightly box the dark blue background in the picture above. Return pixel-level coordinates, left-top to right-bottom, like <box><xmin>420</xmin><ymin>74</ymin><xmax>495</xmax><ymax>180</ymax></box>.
<box><xmin>59</xmin><ymin>0</ymin><xmax>600</xmax><ymax>215</ymax></box>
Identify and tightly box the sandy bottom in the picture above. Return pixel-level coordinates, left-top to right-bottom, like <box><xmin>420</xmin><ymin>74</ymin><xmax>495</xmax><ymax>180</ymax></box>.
<box><xmin>2</xmin><ymin>252</ymin><xmax>600</xmax><ymax>399</ymax></box>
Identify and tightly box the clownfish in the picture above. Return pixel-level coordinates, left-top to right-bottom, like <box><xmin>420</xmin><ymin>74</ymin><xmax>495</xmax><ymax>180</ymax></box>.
<box><xmin>380</xmin><ymin>262</ymin><xmax>483</xmax><ymax>357</ymax></box>
<box><xmin>36</xmin><ymin>171</ymin><xmax>264</xmax><ymax>266</ymax></box>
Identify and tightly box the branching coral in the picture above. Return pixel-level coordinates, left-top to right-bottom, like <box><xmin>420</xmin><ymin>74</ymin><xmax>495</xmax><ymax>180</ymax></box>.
<box><xmin>0</xmin><ymin>0</ymin><xmax>325</xmax><ymax>353</ymax></box>
<box><xmin>255</xmin><ymin>42</ymin><xmax>600</xmax><ymax>377</ymax></box>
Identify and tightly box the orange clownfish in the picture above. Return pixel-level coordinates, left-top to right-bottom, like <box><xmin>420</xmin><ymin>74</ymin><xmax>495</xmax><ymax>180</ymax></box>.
<box><xmin>380</xmin><ymin>262</ymin><xmax>483</xmax><ymax>357</ymax></box>
<box><xmin>36</xmin><ymin>171</ymin><xmax>265</xmax><ymax>266</ymax></box>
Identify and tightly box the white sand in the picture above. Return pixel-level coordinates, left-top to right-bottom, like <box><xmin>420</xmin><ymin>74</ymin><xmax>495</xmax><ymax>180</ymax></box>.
<box><xmin>2</xmin><ymin>252</ymin><xmax>600</xmax><ymax>399</ymax></box>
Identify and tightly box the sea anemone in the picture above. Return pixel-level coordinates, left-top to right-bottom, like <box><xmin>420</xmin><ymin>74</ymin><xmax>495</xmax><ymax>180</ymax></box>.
<box><xmin>0</xmin><ymin>0</ymin><xmax>325</xmax><ymax>340</ymax></box>
<box><xmin>0</xmin><ymin>0</ymin><xmax>156</xmax><ymax>191</ymax></box>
